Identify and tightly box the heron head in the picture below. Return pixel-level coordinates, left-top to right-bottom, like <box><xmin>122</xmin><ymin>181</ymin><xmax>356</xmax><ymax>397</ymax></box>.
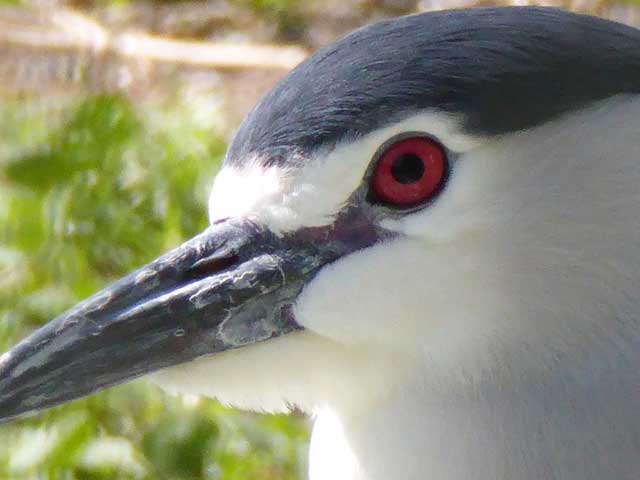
<box><xmin>1</xmin><ymin>6</ymin><xmax>640</xmax><ymax>422</ymax></box>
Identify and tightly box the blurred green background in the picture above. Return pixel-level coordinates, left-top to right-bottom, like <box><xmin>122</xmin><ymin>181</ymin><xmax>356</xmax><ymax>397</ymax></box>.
<box><xmin>0</xmin><ymin>0</ymin><xmax>639</xmax><ymax>478</ymax></box>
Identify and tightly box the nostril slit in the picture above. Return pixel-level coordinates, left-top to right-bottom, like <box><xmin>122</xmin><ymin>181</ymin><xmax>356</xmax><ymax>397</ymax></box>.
<box><xmin>186</xmin><ymin>253</ymin><xmax>240</xmax><ymax>280</ymax></box>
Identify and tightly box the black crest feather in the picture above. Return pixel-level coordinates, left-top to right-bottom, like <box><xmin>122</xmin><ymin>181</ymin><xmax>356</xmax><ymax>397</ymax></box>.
<box><xmin>227</xmin><ymin>7</ymin><xmax>640</xmax><ymax>167</ymax></box>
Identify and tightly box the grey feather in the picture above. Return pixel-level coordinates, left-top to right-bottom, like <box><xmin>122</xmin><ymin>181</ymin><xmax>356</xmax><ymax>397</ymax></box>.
<box><xmin>226</xmin><ymin>7</ymin><xmax>640</xmax><ymax>167</ymax></box>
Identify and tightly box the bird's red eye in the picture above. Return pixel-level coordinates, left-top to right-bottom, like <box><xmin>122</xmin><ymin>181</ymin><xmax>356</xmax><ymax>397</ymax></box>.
<box><xmin>371</xmin><ymin>136</ymin><xmax>447</xmax><ymax>207</ymax></box>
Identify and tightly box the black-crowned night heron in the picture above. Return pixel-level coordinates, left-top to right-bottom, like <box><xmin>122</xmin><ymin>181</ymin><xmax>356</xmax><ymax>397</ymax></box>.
<box><xmin>2</xmin><ymin>6</ymin><xmax>640</xmax><ymax>479</ymax></box>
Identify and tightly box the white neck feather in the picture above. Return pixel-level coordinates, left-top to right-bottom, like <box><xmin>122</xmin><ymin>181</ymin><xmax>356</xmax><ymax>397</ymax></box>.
<box><xmin>309</xmin><ymin>332</ymin><xmax>640</xmax><ymax>480</ymax></box>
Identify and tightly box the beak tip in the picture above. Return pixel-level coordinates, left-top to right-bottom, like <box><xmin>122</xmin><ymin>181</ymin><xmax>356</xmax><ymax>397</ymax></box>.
<box><xmin>0</xmin><ymin>352</ymin><xmax>26</xmax><ymax>423</ymax></box>
<box><xmin>0</xmin><ymin>341</ymin><xmax>58</xmax><ymax>424</ymax></box>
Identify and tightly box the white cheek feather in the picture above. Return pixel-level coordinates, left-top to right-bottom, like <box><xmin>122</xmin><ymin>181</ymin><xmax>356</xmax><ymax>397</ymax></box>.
<box><xmin>207</xmin><ymin>160</ymin><xmax>286</xmax><ymax>223</ymax></box>
<box><xmin>151</xmin><ymin>330</ymin><xmax>409</xmax><ymax>413</ymax></box>
<box><xmin>207</xmin><ymin>112</ymin><xmax>482</xmax><ymax>233</ymax></box>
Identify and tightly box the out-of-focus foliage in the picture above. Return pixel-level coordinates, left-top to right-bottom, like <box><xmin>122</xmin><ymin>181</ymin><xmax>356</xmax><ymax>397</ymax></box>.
<box><xmin>0</xmin><ymin>93</ymin><xmax>308</xmax><ymax>478</ymax></box>
<box><xmin>242</xmin><ymin>0</ymin><xmax>307</xmax><ymax>39</ymax></box>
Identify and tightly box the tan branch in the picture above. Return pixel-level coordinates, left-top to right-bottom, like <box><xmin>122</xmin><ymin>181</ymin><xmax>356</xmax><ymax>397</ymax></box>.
<box><xmin>0</xmin><ymin>6</ymin><xmax>308</xmax><ymax>70</ymax></box>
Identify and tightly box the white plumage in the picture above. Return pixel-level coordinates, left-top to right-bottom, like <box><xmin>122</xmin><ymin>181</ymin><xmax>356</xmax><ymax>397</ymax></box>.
<box><xmin>154</xmin><ymin>96</ymin><xmax>640</xmax><ymax>479</ymax></box>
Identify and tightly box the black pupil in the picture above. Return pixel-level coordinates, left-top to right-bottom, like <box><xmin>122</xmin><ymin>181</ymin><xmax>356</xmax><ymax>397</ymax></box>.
<box><xmin>390</xmin><ymin>154</ymin><xmax>425</xmax><ymax>184</ymax></box>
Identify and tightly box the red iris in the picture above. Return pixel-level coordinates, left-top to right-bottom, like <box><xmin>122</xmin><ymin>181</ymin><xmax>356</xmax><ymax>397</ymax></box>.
<box><xmin>371</xmin><ymin>136</ymin><xmax>447</xmax><ymax>207</ymax></box>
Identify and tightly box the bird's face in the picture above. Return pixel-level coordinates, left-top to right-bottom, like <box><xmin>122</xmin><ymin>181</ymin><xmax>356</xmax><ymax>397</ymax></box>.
<box><xmin>153</xmin><ymin>93</ymin><xmax>640</xmax><ymax>415</ymax></box>
<box><xmin>2</xmin><ymin>6</ymin><xmax>640</xmax><ymax>421</ymax></box>
<box><xmin>153</xmin><ymin>112</ymin><xmax>486</xmax><ymax>412</ymax></box>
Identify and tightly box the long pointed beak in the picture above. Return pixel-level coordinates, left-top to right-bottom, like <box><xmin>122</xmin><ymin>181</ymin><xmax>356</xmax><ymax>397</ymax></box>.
<box><xmin>0</xmin><ymin>215</ymin><xmax>384</xmax><ymax>423</ymax></box>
